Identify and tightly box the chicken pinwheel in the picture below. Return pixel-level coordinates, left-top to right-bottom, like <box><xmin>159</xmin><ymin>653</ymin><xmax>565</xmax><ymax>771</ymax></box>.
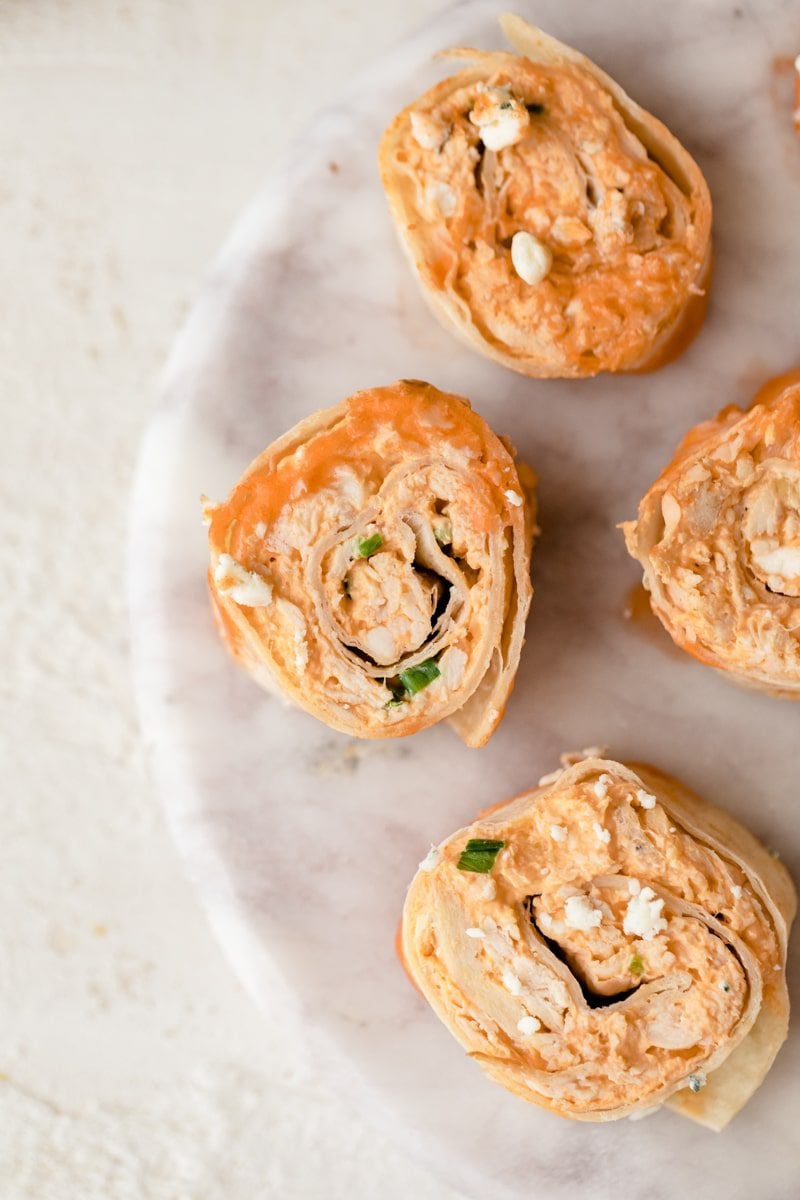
<box><xmin>206</xmin><ymin>381</ymin><xmax>535</xmax><ymax>746</ymax></box>
<box><xmin>402</xmin><ymin>755</ymin><xmax>794</xmax><ymax>1128</ymax></box>
<box><xmin>622</xmin><ymin>373</ymin><xmax>800</xmax><ymax>696</ymax></box>
<box><xmin>379</xmin><ymin>14</ymin><xmax>711</xmax><ymax>378</ymax></box>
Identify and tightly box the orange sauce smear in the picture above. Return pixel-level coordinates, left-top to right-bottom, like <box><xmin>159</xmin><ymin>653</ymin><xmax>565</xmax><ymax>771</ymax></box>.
<box><xmin>751</xmin><ymin>366</ymin><xmax>800</xmax><ymax>407</ymax></box>
<box><xmin>210</xmin><ymin>383</ymin><xmax>518</xmax><ymax>562</ymax></box>
<box><xmin>628</xmin><ymin>253</ymin><xmax>713</xmax><ymax>375</ymax></box>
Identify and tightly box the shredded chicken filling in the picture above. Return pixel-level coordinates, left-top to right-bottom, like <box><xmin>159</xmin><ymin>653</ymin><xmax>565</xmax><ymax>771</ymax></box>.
<box><xmin>742</xmin><ymin>472</ymin><xmax>800</xmax><ymax>598</ymax></box>
<box><xmin>399</xmin><ymin>61</ymin><xmax>702</xmax><ymax>366</ymax></box>
<box><xmin>415</xmin><ymin>766</ymin><xmax>779</xmax><ymax>1113</ymax></box>
<box><xmin>642</xmin><ymin>402</ymin><xmax>800</xmax><ymax>681</ymax></box>
<box><xmin>230</xmin><ymin>455</ymin><xmax>506</xmax><ymax>717</ymax></box>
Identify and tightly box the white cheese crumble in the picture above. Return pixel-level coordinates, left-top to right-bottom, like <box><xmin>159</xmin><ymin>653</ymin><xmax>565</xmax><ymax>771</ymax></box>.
<box><xmin>469</xmin><ymin>87</ymin><xmax>530</xmax><ymax>150</ymax></box>
<box><xmin>213</xmin><ymin>554</ymin><xmax>273</xmax><ymax>607</ymax></box>
<box><xmin>517</xmin><ymin>1015</ymin><xmax>541</xmax><ymax>1036</ymax></box>
<box><xmin>731</xmin><ymin>884</ymin><xmax>742</xmax><ymax>900</ymax></box>
<box><xmin>564</xmin><ymin>895</ymin><xmax>602</xmax><ymax>931</ymax></box>
<box><xmin>465</xmin><ymin>927</ymin><xmax>485</xmax><ymax>939</ymax></box>
<box><xmin>510</xmin><ymin>231</ymin><xmax>552</xmax><ymax>286</ymax></box>
<box><xmin>628</xmin><ymin>878</ymin><xmax>641</xmax><ymax>896</ymax></box>
<box><xmin>502</xmin><ymin>969</ymin><xmax>523</xmax><ymax>997</ymax></box>
<box><xmin>504</xmin><ymin>489</ymin><xmax>523</xmax><ymax>507</ymax></box>
<box><xmin>687</xmin><ymin>1070</ymin><xmax>707</xmax><ymax>1094</ymax></box>
<box><xmin>418</xmin><ymin>844</ymin><xmax>439</xmax><ymax>872</ymax></box>
<box><xmin>482</xmin><ymin>878</ymin><xmax>497</xmax><ymax>900</ymax></box>
<box><xmin>593</xmin><ymin>821</ymin><xmax>611</xmax><ymax>845</ymax></box>
<box><xmin>623</xmin><ymin>886</ymin><xmax>667</xmax><ymax>941</ymax></box>
<box><xmin>410</xmin><ymin>111</ymin><xmax>447</xmax><ymax>150</ymax></box>
<box><xmin>636</xmin><ymin>788</ymin><xmax>656</xmax><ymax>810</ymax></box>
<box><xmin>592</xmin><ymin>774</ymin><xmax>611</xmax><ymax>800</ymax></box>
<box><xmin>549</xmin><ymin>824</ymin><xmax>568</xmax><ymax>843</ymax></box>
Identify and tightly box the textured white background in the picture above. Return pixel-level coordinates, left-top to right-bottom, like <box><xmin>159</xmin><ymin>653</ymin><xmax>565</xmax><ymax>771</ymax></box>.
<box><xmin>0</xmin><ymin>2</ymin><xmax>464</xmax><ymax>1196</ymax></box>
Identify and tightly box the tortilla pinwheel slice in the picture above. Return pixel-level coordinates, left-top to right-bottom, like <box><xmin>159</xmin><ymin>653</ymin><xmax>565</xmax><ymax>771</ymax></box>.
<box><xmin>379</xmin><ymin>14</ymin><xmax>711</xmax><ymax>379</ymax></box>
<box><xmin>206</xmin><ymin>380</ymin><xmax>535</xmax><ymax>746</ymax></box>
<box><xmin>402</xmin><ymin>756</ymin><xmax>795</xmax><ymax>1128</ymax></box>
<box><xmin>622</xmin><ymin>372</ymin><xmax>800</xmax><ymax>697</ymax></box>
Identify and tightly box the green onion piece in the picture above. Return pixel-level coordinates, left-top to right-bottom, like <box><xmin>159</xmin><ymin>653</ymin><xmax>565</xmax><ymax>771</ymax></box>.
<box><xmin>628</xmin><ymin>954</ymin><xmax>644</xmax><ymax>977</ymax></box>
<box><xmin>398</xmin><ymin>659</ymin><xmax>441</xmax><ymax>695</ymax></box>
<box><xmin>457</xmin><ymin>838</ymin><xmax>505</xmax><ymax>874</ymax></box>
<box><xmin>384</xmin><ymin>657</ymin><xmax>441</xmax><ymax>707</ymax></box>
<box><xmin>357</xmin><ymin>532</ymin><xmax>383</xmax><ymax>558</ymax></box>
<box><xmin>433</xmin><ymin>518</ymin><xmax>452</xmax><ymax>547</ymax></box>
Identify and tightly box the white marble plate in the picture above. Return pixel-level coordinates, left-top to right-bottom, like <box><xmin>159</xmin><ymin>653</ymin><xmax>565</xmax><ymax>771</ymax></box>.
<box><xmin>129</xmin><ymin>3</ymin><xmax>800</xmax><ymax>1197</ymax></box>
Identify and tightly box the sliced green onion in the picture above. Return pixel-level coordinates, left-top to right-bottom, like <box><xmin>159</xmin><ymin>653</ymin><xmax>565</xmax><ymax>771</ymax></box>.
<box><xmin>628</xmin><ymin>954</ymin><xmax>644</xmax><ymax>977</ymax></box>
<box><xmin>398</xmin><ymin>658</ymin><xmax>441</xmax><ymax>695</ymax></box>
<box><xmin>357</xmin><ymin>532</ymin><xmax>383</xmax><ymax>558</ymax></box>
<box><xmin>457</xmin><ymin>838</ymin><xmax>505</xmax><ymax>874</ymax></box>
<box><xmin>384</xmin><ymin>657</ymin><xmax>441</xmax><ymax>708</ymax></box>
<box><xmin>433</xmin><ymin>518</ymin><xmax>452</xmax><ymax>547</ymax></box>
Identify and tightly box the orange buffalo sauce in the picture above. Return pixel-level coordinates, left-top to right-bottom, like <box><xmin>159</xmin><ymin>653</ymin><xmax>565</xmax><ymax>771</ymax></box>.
<box><xmin>209</xmin><ymin>382</ymin><xmax>516</xmax><ymax>563</ymax></box>
<box><xmin>751</xmin><ymin>365</ymin><xmax>800</xmax><ymax>407</ymax></box>
<box><xmin>651</xmin><ymin>367</ymin><xmax>800</xmax><ymax>489</ymax></box>
<box><xmin>629</xmin><ymin>254</ymin><xmax>713</xmax><ymax>375</ymax></box>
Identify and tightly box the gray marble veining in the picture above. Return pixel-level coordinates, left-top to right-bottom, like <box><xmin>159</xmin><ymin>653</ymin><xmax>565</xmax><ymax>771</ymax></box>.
<box><xmin>129</xmin><ymin>3</ymin><xmax>800</xmax><ymax>1197</ymax></box>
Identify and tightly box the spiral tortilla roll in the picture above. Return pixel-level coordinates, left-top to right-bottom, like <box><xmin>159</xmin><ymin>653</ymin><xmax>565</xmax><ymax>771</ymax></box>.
<box><xmin>206</xmin><ymin>381</ymin><xmax>535</xmax><ymax>746</ymax></box>
<box><xmin>402</xmin><ymin>756</ymin><xmax>794</xmax><ymax>1128</ymax></box>
<box><xmin>379</xmin><ymin>14</ymin><xmax>711</xmax><ymax>379</ymax></box>
<box><xmin>622</xmin><ymin>373</ymin><xmax>800</xmax><ymax>696</ymax></box>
